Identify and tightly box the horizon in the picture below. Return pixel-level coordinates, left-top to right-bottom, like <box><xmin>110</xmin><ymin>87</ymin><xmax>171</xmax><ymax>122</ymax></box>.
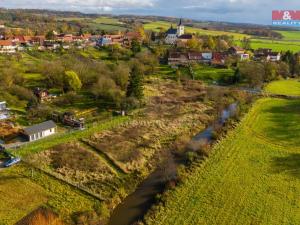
<box><xmin>1</xmin><ymin>0</ymin><xmax>299</xmax><ymax>25</ymax></box>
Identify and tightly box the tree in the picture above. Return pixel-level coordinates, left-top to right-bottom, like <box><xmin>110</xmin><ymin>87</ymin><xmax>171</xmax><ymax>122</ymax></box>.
<box><xmin>239</xmin><ymin>61</ymin><xmax>264</xmax><ymax>88</ymax></box>
<box><xmin>64</xmin><ymin>71</ymin><xmax>82</xmax><ymax>92</ymax></box>
<box><xmin>126</xmin><ymin>62</ymin><xmax>144</xmax><ymax>100</ymax></box>
<box><xmin>186</xmin><ymin>37</ymin><xmax>202</xmax><ymax>50</ymax></box>
<box><xmin>175</xmin><ymin>69</ymin><xmax>182</xmax><ymax>83</ymax></box>
<box><xmin>131</xmin><ymin>39</ymin><xmax>142</xmax><ymax>54</ymax></box>
<box><xmin>241</xmin><ymin>37</ymin><xmax>251</xmax><ymax>50</ymax></box>
<box><xmin>46</xmin><ymin>30</ymin><xmax>55</xmax><ymax>40</ymax></box>
<box><xmin>277</xmin><ymin>62</ymin><xmax>290</xmax><ymax>78</ymax></box>
<box><xmin>207</xmin><ymin>36</ymin><xmax>216</xmax><ymax>50</ymax></box>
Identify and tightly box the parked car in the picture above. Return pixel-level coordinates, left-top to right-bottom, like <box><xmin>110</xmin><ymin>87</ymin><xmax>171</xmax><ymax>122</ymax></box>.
<box><xmin>3</xmin><ymin>157</ymin><xmax>21</xmax><ymax>167</ymax></box>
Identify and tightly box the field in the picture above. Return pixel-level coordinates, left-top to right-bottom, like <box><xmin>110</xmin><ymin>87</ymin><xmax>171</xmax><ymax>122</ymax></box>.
<box><xmin>144</xmin><ymin>21</ymin><xmax>249</xmax><ymax>40</ymax></box>
<box><xmin>0</xmin><ymin>168</ymin><xmax>48</xmax><ymax>225</ymax></box>
<box><xmin>276</xmin><ymin>30</ymin><xmax>300</xmax><ymax>41</ymax></box>
<box><xmin>145</xmin><ymin>87</ymin><xmax>300</xmax><ymax>224</ymax></box>
<box><xmin>265</xmin><ymin>79</ymin><xmax>300</xmax><ymax>96</ymax></box>
<box><xmin>249</xmin><ymin>38</ymin><xmax>300</xmax><ymax>52</ymax></box>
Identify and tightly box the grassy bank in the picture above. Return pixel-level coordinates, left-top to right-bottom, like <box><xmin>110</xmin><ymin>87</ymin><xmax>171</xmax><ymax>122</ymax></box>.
<box><xmin>144</xmin><ymin>97</ymin><xmax>300</xmax><ymax>225</ymax></box>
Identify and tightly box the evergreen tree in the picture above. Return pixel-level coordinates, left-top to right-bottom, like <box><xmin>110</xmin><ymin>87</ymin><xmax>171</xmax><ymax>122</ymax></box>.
<box><xmin>126</xmin><ymin>63</ymin><xmax>144</xmax><ymax>100</ymax></box>
<box><xmin>131</xmin><ymin>39</ymin><xmax>142</xmax><ymax>54</ymax></box>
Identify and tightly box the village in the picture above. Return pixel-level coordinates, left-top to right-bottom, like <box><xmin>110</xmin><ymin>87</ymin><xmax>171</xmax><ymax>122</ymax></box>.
<box><xmin>0</xmin><ymin>18</ymin><xmax>292</xmax><ymax>168</ymax></box>
<box><xmin>0</xmin><ymin>5</ymin><xmax>299</xmax><ymax>225</ymax></box>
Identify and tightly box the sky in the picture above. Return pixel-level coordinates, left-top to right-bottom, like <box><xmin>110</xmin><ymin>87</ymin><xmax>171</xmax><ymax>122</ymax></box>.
<box><xmin>0</xmin><ymin>0</ymin><xmax>300</xmax><ymax>24</ymax></box>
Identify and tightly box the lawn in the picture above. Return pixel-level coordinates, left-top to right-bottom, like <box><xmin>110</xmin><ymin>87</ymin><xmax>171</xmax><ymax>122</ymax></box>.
<box><xmin>192</xmin><ymin>64</ymin><xmax>234</xmax><ymax>84</ymax></box>
<box><xmin>145</xmin><ymin>97</ymin><xmax>300</xmax><ymax>225</ymax></box>
<box><xmin>144</xmin><ymin>21</ymin><xmax>249</xmax><ymax>40</ymax></box>
<box><xmin>0</xmin><ymin>168</ymin><xmax>48</xmax><ymax>225</ymax></box>
<box><xmin>265</xmin><ymin>79</ymin><xmax>300</xmax><ymax>96</ymax></box>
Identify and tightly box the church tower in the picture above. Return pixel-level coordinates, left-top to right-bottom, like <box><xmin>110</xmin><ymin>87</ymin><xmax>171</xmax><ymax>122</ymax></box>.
<box><xmin>177</xmin><ymin>18</ymin><xmax>184</xmax><ymax>36</ymax></box>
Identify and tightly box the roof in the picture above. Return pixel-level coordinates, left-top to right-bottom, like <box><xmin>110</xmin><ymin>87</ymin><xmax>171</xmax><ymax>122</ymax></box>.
<box><xmin>0</xmin><ymin>40</ymin><xmax>14</xmax><ymax>46</ymax></box>
<box><xmin>178</xmin><ymin>34</ymin><xmax>193</xmax><ymax>39</ymax></box>
<box><xmin>188</xmin><ymin>52</ymin><xmax>202</xmax><ymax>59</ymax></box>
<box><xmin>24</xmin><ymin>120</ymin><xmax>56</xmax><ymax>135</ymax></box>
<box><xmin>229</xmin><ymin>46</ymin><xmax>245</xmax><ymax>52</ymax></box>
<box><xmin>166</xmin><ymin>27</ymin><xmax>177</xmax><ymax>35</ymax></box>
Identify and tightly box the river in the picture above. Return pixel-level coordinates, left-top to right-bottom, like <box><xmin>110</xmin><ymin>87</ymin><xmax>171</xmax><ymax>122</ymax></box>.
<box><xmin>108</xmin><ymin>103</ymin><xmax>238</xmax><ymax>225</ymax></box>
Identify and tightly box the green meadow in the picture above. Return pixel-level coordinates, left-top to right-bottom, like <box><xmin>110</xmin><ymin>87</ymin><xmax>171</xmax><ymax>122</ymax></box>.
<box><xmin>249</xmin><ymin>38</ymin><xmax>300</xmax><ymax>52</ymax></box>
<box><xmin>265</xmin><ymin>79</ymin><xmax>300</xmax><ymax>96</ymax></box>
<box><xmin>276</xmin><ymin>30</ymin><xmax>300</xmax><ymax>41</ymax></box>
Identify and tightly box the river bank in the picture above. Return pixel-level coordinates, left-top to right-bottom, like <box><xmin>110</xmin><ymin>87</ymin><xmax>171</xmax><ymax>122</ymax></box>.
<box><xmin>108</xmin><ymin>102</ymin><xmax>242</xmax><ymax>225</ymax></box>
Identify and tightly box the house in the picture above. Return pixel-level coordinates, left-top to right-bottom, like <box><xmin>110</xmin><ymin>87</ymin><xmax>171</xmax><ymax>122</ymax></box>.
<box><xmin>228</xmin><ymin>46</ymin><xmax>245</xmax><ymax>55</ymax></box>
<box><xmin>176</xmin><ymin>34</ymin><xmax>193</xmax><ymax>47</ymax></box>
<box><xmin>23</xmin><ymin>120</ymin><xmax>57</xmax><ymax>142</ymax></box>
<box><xmin>168</xmin><ymin>52</ymin><xmax>189</xmax><ymax>65</ymax></box>
<box><xmin>212</xmin><ymin>52</ymin><xmax>227</xmax><ymax>65</ymax></box>
<box><xmin>97</xmin><ymin>35</ymin><xmax>124</xmax><ymax>47</ymax></box>
<box><xmin>267</xmin><ymin>52</ymin><xmax>281</xmax><ymax>62</ymax></box>
<box><xmin>201</xmin><ymin>52</ymin><xmax>213</xmax><ymax>62</ymax></box>
<box><xmin>0</xmin><ymin>40</ymin><xmax>16</xmax><ymax>54</ymax></box>
<box><xmin>165</xmin><ymin>19</ymin><xmax>185</xmax><ymax>44</ymax></box>
<box><xmin>188</xmin><ymin>52</ymin><xmax>202</xmax><ymax>63</ymax></box>
<box><xmin>34</xmin><ymin>88</ymin><xmax>49</xmax><ymax>102</ymax></box>
<box><xmin>254</xmin><ymin>49</ymin><xmax>281</xmax><ymax>62</ymax></box>
<box><xmin>240</xmin><ymin>54</ymin><xmax>250</xmax><ymax>60</ymax></box>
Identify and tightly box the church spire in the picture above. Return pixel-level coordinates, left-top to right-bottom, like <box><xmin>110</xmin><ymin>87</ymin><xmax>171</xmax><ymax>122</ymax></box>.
<box><xmin>178</xmin><ymin>18</ymin><xmax>183</xmax><ymax>26</ymax></box>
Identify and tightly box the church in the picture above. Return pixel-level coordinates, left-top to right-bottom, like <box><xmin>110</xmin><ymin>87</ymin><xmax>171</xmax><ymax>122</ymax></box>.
<box><xmin>165</xmin><ymin>19</ymin><xmax>185</xmax><ymax>44</ymax></box>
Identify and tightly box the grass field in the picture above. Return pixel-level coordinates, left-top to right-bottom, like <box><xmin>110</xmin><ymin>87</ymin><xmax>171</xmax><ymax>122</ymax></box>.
<box><xmin>145</xmin><ymin>97</ymin><xmax>300</xmax><ymax>224</ymax></box>
<box><xmin>265</xmin><ymin>79</ymin><xmax>300</xmax><ymax>96</ymax></box>
<box><xmin>249</xmin><ymin>38</ymin><xmax>300</xmax><ymax>52</ymax></box>
<box><xmin>276</xmin><ymin>30</ymin><xmax>300</xmax><ymax>41</ymax></box>
<box><xmin>144</xmin><ymin>21</ymin><xmax>249</xmax><ymax>40</ymax></box>
<box><xmin>0</xmin><ymin>168</ymin><xmax>48</xmax><ymax>225</ymax></box>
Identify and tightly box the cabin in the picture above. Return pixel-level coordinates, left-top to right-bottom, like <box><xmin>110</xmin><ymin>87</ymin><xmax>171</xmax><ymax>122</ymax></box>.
<box><xmin>23</xmin><ymin>120</ymin><xmax>57</xmax><ymax>142</ymax></box>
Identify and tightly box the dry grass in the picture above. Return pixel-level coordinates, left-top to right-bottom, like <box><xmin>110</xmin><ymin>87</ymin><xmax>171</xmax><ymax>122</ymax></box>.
<box><xmin>28</xmin><ymin>142</ymin><xmax>119</xmax><ymax>200</ymax></box>
<box><xmin>16</xmin><ymin>207</ymin><xmax>64</xmax><ymax>225</ymax></box>
<box><xmin>88</xmin><ymin>79</ymin><xmax>213</xmax><ymax>173</ymax></box>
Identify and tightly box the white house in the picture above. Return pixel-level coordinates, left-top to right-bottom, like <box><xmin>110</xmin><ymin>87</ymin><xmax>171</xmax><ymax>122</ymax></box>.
<box><xmin>23</xmin><ymin>120</ymin><xmax>57</xmax><ymax>142</ymax></box>
<box><xmin>267</xmin><ymin>52</ymin><xmax>281</xmax><ymax>62</ymax></box>
<box><xmin>165</xmin><ymin>19</ymin><xmax>185</xmax><ymax>44</ymax></box>
<box><xmin>0</xmin><ymin>40</ymin><xmax>16</xmax><ymax>54</ymax></box>
<box><xmin>202</xmin><ymin>52</ymin><xmax>213</xmax><ymax>62</ymax></box>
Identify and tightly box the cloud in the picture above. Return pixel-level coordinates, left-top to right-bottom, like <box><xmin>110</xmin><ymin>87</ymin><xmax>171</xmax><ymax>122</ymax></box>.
<box><xmin>0</xmin><ymin>0</ymin><xmax>300</xmax><ymax>24</ymax></box>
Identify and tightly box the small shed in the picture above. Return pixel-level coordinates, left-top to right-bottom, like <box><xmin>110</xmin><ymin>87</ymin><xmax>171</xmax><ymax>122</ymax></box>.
<box><xmin>0</xmin><ymin>101</ymin><xmax>6</xmax><ymax>111</ymax></box>
<box><xmin>23</xmin><ymin>120</ymin><xmax>57</xmax><ymax>142</ymax></box>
